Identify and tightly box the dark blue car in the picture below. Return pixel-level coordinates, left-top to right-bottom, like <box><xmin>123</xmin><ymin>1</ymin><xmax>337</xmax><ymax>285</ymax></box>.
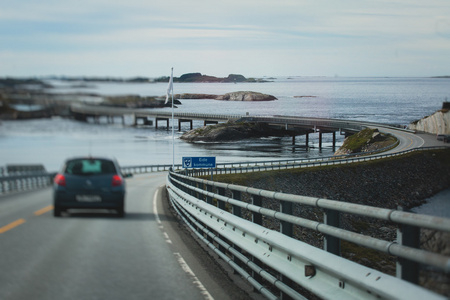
<box><xmin>53</xmin><ymin>157</ymin><xmax>126</xmax><ymax>217</ymax></box>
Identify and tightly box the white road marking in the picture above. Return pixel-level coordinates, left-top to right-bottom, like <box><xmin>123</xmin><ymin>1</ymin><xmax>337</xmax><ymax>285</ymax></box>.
<box><xmin>153</xmin><ymin>187</ymin><xmax>172</xmax><ymax>243</ymax></box>
<box><xmin>174</xmin><ymin>252</ymin><xmax>214</xmax><ymax>300</ymax></box>
<box><xmin>153</xmin><ymin>188</ymin><xmax>162</xmax><ymax>226</ymax></box>
<box><xmin>153</xmin><ymin>187</ymin><xmax>213</xmax><ymax>299</ymax></box>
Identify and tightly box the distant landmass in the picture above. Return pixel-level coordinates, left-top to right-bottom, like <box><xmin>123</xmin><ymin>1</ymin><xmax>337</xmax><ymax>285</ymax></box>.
<box><xmin>154</xmin><ymin>73</ymin><xmax>270</xmax><ymax>83</ymax></box>
<box><xmin>15</xmin><ymin>73</ymin><xmax>272</xmax><ymax>83</ymax></box>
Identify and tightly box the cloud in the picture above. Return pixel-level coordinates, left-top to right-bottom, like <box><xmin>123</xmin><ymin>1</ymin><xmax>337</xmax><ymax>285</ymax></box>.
<box><xmin>435</xmin><ymin>18</ymin><xmax>450</xmax><ymax>39</ymax></box>
<box><xmin>0</xmin><ymin>0</ymin><xmax>449</xmax><ymax>77</ymax></box>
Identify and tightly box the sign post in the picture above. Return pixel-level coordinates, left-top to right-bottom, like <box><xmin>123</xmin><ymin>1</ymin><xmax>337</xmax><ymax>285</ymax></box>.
<box><xmin>182</xmin><ymin>157</ymin><xmax>216</xmax><ymax>180</ymax></box>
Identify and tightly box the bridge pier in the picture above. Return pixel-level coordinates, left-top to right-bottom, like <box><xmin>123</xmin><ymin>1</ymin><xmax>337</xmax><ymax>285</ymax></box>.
<box><xmin>178</xmin><ymin>119</ymin><xmax>193</xmax><ymax>131</ymax></box>
<box><xmin>332</xmin><ymin>131</ymin><xmax>336</xmax><ymax>151</ymax></box>
<box><xmin>155</xmin><ymin>118</ymin><xmax>169</xmax><ymax>130</ymax></box>
<box><xmin>292</xmin><ymin>130</ymin><xmax>339</xmax><ymax>151</ymax></box>
<box><xmin>204</xmin><ymin>120</ymin><xmax>218</xmax><ymax>126</ymax></box>
<box><xmin>319</xmin><ymin>131</ymin><xmax>323</xmax><ymax>151</ymax></box>
<box><xmin>135</xmin><ymin>116</ymin><xmax>153</xmax><ymax>126</ymax></box>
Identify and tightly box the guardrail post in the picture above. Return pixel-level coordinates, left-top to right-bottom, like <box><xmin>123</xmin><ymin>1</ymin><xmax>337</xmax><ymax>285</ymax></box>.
<box><xmin>231</xmin><ymin>190</ymin><xmax>242</xmax><ymax>273</ymax></box>
<box><xmin>206</xmin><ymin>184</ymin><xmax>213</xmax><ymax>204</ymax></box>
<box><xmin>251</xmin><ymin>194</ymin><xmax>263</xmax><ymax>292</ymax></box>
<box><xmin>215</xmin><ymin>186</ymin><xmax>227</xmax><ymax>255</ymax></box>
<box><xmin>279</xmin><ymin>200</ymin><xmax>294</xmax><ymax>300</ymax></box>
<box><xmin>232</xmin><ymin>190</ymin><xmax>242</xmax><ymax>217</ymax></box>
<box><xmin>280</xmin><ymin>200</ymin><xmax>293</xmax><ymax>237</ymax></box>
<box><xmin>216</xmin><ymin>187</ymin><xmax>226</xmax><ymax>210</ymax></box>
<box><xmin>396</xmin><ymin>206</ymin><xmax>420</xmax><ymax>284</ymax></box>
<box><xmin>195</xmin><ymin>182</ymin><xmax>200</xmax><ymax>199</ymax></box>
<box><xmin>252</xmin><ymin>195</ymin><xmax>262</xmax><ymax>225</ymax></box>
<box><xmin>323</xmin><ymin>209</ymin><xmax>341</xmax><ymax>256</ymax></box>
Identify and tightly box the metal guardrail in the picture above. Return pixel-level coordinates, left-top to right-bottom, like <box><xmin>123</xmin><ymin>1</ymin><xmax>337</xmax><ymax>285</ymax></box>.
<box><xmin>166</xmin><ymin>165</ymin><xmax>449</xmax><ymax>300</ymax></box>
<box><xmin>187</xmin><ymin>146</ymin><xmax>445</xmax><ymax>176</ymax></box>
<box><xmin>120</xmin><ymin>141</ymin><xmax>405</xmax><ymax>177</ymax></box>
<box><xmin>0</xmin><ymin>172</ymin><xmax>56</xmax><ymax>195</ymax></box>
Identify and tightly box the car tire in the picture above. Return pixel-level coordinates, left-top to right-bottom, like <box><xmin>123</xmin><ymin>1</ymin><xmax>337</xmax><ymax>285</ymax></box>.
<box><xmin>117</xmin><ymin>206</ymin><xmax>125</xmax><ymax>218</ymax></box>
<box><xmin>54</xmin><ymin>206</ymin><xmax>62</xmax><ymax>217</ymax></box>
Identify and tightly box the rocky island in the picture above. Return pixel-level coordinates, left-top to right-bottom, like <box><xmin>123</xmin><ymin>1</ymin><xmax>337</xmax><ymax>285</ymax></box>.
<box><xmin>334</xmin><ymin>128</ymin><xmax>397</xmax><ymax>156</ymax></box>
<box><xmin>174</xmin><ymin>91</ymin><xmax>277</xmax><ymax>102</ymax></box>
<box><xmin>180</xmin><ymin>121</ymin><xmax>289</xmax><ymax>142</ymax></box>
<box><xmin>0</xmin><ymin>76</ymin><xmax>276</xmax><ymax>120</ymax></box>
<box><xmin>154</xmin><ymin>72</ymin><xmax>270</xmax><ymax>83</ymax></box>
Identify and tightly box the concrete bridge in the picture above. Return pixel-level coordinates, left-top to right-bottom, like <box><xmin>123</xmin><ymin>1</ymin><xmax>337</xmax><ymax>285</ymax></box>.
<box><xmin>70</xmin><ymin>103</ymin><xmax>417</xmax><ymax>150</ymax></box>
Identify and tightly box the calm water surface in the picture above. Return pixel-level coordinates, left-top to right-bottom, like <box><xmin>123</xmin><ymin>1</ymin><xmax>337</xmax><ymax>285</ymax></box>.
<box><xmin>2</xmin><ymin>77</ymin><xmax>449</xmax><ymax>170</ymax></box>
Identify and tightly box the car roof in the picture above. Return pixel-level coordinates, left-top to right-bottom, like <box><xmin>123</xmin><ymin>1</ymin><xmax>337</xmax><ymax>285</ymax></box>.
<box><xmin>64</xmin><ymin>156</ymin><xmax>118</xmax><ymax>162</ymax></box>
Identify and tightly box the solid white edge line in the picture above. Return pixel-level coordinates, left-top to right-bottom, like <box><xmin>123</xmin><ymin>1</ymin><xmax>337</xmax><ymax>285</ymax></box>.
<box><xmin>153</xmin><ymin>187</ymin><xmax>162</xmax><ymax>226</ymax></box>
<box><xmin>153</xmin><ymin>187</ymin><xmax>213</xmax><ymax>299</ymax></box>
<box><xmin>174</xmin><ymin>252</ymin><xmax>215</xmax><ymax>300</ymax></box>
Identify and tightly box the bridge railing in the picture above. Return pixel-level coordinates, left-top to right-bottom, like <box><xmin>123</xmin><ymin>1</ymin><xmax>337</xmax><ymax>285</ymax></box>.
<box><xmin>0</xmin><ymin>172</ymin><xmax>56</xmax><ymax>195</ymax></box>
<box><xmin>166</xmin><ymin>164</ymin><xmax>450</xmax><ymax>300</ymax></box>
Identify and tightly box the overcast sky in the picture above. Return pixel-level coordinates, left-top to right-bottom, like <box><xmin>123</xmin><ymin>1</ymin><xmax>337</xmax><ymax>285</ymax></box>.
<box><xmin>1</xmin><ymin>0</ymin><xmax>449</xmax><ymax>78</ymax></box>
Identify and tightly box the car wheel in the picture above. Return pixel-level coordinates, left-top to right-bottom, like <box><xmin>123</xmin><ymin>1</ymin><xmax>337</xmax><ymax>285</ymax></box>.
<box><xmin>54</xmin><ymin>206</ymin><xmax>62</xmax><ymax>217</ymax></box>
<box><xmin>117</xmin><ymin>207</ymin><xmax>125</xmax><ymax>218</ymax></box>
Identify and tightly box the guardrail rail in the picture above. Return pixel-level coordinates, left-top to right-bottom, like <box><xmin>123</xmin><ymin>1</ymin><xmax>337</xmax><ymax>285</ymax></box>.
<box><xmin>166</xmin><ymin>148</ymin><xmax>450</xmax><ymax>300</ymax></box>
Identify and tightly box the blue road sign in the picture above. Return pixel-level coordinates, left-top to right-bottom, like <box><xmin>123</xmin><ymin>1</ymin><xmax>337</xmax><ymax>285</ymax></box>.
<box><xmin>182</xmin><ymin>157</ymin><xmax>216</xmax><ymax>168</ymax></box>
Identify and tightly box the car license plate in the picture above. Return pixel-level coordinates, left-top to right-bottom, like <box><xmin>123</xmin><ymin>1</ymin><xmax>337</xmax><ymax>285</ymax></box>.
<box><xmin>76</xmin><ymin>195</ymin><xmax>102</xmax><ymax>202</ymax></box>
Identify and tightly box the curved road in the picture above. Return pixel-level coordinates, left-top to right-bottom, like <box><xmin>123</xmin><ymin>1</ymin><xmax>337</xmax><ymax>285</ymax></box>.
<box><xmin>0</xmin><ymin>173</ymin><xmax>254</xmax><ymax>300</ymax></box>
<box><xmin>374</xmin><ymin>127</ymin><xmax>449</xmax><ymax>154</ymax></box>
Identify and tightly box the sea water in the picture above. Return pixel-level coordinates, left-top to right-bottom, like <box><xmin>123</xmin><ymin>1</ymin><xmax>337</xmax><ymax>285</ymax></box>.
<box><xmin>1</xmin><ymin>77</ymin><xmax>449</xmax><ymax>172</ymax></box>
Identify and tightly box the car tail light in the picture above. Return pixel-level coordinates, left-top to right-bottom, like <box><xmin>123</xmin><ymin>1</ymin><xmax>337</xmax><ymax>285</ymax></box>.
<box><xmin>112</xmin><ymin>174</ymin><xmax>123</xmax><ymax>187</ymax></box>
<box><xmin>54</xmin><ymin>174</ymin><xmax>66</xmax><ymax>186</ymax></box>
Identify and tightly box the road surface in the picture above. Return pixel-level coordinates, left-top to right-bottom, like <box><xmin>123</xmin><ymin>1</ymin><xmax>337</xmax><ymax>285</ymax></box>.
<box><xmin>0</xmin><ymin>172</ymin><xmax>254</xmax><ymax>300</ymax></box>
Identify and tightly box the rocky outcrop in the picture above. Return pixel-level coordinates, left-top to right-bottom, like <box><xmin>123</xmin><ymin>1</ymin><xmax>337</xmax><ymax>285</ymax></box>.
<box><xmin>215</xmin><ymin>91</ymin><xmax>277</xmax><ymax>101</ymax></box>
<box><xmin>103</xmin><ymin>95</ymin><xmax>181</xmax><ymax>108</ymax></box>
<box><xmin>173</xmin><ymin>91</ymin><xmax>277</xmax><ymax>102</ymax></box>
<box><xmin>334</xmin><ymin>128</ymin><xmax>397</xmax><ymax>156</ymax></box>
<box><xmin>158</xmin><ymin>73</ymin><xmax>269</xmax><ymax>83</ymax></box>
<box><xmin>174</xmin><ymin>93</ymin><xmax>218</xmax><ymax>100</ymax></box>
<box><xmin>408</xmin><ymin>108</ymin><xmax>450</xmax><ymax>134</ymax></box>
<box><xmin>180</xmin><ymin>121</ymin><xmax>289</xmax><ymax>142</ymax></box>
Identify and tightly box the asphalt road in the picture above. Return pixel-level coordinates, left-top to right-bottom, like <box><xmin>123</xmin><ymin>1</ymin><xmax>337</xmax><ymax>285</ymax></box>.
<box><xmin>372</xmin><ymin>128</ymin><xmax>449</xmax><ymax>154</ymax></box>
<box><xmin>0</xmin><ymin>173</ymin><xmax>253</xmax><ymax>300</ymax></box>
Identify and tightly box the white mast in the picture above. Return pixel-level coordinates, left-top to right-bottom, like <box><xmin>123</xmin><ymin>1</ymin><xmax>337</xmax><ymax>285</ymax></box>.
<box><xmin>171</xmin><ymin>67</ymin><xmax>175</xmax><ymax>169</ymax></box>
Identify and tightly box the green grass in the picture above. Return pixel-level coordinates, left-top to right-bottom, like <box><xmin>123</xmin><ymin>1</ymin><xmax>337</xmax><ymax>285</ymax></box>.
<box><xmin>341</xmin><ymin>128</ymin><xmax>378</xmax><ymax>152</ymax></box>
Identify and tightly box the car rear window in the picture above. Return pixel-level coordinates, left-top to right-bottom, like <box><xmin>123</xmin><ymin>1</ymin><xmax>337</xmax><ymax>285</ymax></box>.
<box><xmin>65</xmin><ymin>159</ymin><xmax>117</xmax><ymax>175</ymax></box>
